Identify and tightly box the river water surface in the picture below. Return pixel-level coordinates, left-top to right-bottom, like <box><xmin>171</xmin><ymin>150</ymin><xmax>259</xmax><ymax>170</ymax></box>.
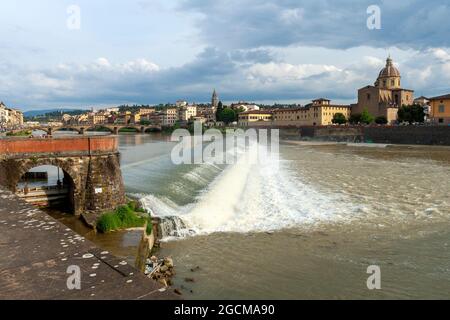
<box><xmin>52</xmin><ymin>133</ymin><xmax>450</xmax><ymax>299</ymax></box>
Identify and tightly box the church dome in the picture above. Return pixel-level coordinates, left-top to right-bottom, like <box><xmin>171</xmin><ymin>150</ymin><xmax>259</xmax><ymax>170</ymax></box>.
<box><xmin>378</xmin><ymin>57</ymin><xmax>400</xmax><ymax>78</ymax></box>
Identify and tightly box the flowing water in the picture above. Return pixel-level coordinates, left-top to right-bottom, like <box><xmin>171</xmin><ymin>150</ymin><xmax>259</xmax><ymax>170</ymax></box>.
<box><xmin>51</xmin><ymin>133</ymin><xmax>450</xmax><ymax>299</ymax></box>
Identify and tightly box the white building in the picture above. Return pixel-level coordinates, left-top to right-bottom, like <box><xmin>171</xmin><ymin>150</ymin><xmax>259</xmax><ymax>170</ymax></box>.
<box><xmin>161</xmin><ymin>108</ymin><xmax>179</xmax><ymax>126</ymax></box>
<box><xmin>0</xmin><ymin>102</ymin><xmax>23</xmax><ymax>129</ymax></box>
<box><xmin>176</xmin><ymin>100</ymin><xmax>188</xmax><ymax>108</ymax></box>
<box><xmin>231</xmin><ymin>101</ymin><xmax>260</xmax><ymax>112</ymax></box>
<box><xmin>179</xmin><ymin>105</ymin><xmax>198</xmax><ymax>122</ymax></box>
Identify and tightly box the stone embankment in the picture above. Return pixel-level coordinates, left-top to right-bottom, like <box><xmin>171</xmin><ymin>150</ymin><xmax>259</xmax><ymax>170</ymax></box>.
<box><xmin>0</xmin><ymin>187</ymin><xmax>178</xmax><ymax>300</ymax></box>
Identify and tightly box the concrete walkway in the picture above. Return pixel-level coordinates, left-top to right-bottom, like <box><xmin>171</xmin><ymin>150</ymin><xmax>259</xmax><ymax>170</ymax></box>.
<box><xmin>0</xmin><ymin>187</ymin><xmax>178</xmax><ymax>300</ymax></box>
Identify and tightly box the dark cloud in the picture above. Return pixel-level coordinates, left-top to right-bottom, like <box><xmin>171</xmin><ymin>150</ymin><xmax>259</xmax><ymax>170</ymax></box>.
<box><xmin>179</xmin><ymin>0</ymin><xmax>450</xmax><ymax>50</ymax></box>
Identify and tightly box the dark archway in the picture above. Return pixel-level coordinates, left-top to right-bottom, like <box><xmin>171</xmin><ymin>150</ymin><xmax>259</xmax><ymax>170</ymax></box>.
<box><xmin>15</xmin><ymin>164</ymin><xmax>76</xmax><ymax>214</ymax></box>
<box><xmin>145</xmin><ymin>127</ymin><xmax>162</xmax><ymax>133</ymax></box>
<box><xmin>86</xmin><ymin>126</ymin><xmax>114</xmax><ymax>134</ymax></box>
<box><xmin>53</xmin><ymin>127</ymin><xmax>81</xmax><ymax>135</ymax></box>
<box><xmin>118</xmin><ymin>127</ymin><xmax>140</xmax><ymax>133</ymax></box>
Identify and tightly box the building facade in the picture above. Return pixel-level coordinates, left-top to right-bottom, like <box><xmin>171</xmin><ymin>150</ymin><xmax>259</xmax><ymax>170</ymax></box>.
<box><xmin>0</xmin><ymin>102</ymin><xmax>24</xmax><ymax>130</ymax></box>
<box><xmin>178</xmin><ymin>105</ymin><xmax>197</xmax><ymax>122</ymax></box>
<box><xmin>354</xmin><ymin>56</ymin><xmax>414</xmax><ymax>124</ymax></box>
<box><xmin>238</xmin><ymin>110</ymin><xmax>273</xmax><ymax>127</ymax></box>
<box><xmin>429</xmin><ymin>94</ymin><xmax>450</xmax><ymax>125</ymax></box>
<box><xmin>161</xmin><ymin>108</ymin><xmax>179</xmax><ymax>126</ymax></box>
<box><xmin>272</xmin><ymin>99</ymin><xmax>351</xmax><ymax>126</ymax></box>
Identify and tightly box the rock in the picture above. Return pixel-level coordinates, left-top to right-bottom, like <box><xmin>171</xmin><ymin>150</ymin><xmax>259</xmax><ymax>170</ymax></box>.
<box><xmin>160</xmin><ymin>265</ymin><xmax>169</xmax><ymax>273</ymax></box>
<box><xmin>164</xmin><ymin>257</ymin><xmax>174</xmax><ymax>268</ymax></box>
<box><xmin>150</xmin><ymin>256</ymin><xmax>158</xmax><ymax>263</ymax></box>
<box><xmin>190</xmin><ymin>266</ymin><xmax>201</xmax><ymax>272</ymax></box>
<box><xmin>174</xmin><ymin>289</ymin><xmax>182</xmax><ymax>296</ymax></box>
<box><xmin>185</xmin><ymin>277</ymin><xmax>195</xmax><ymax>283</ymax></box>
<box><xmin>159</xmin><ymin>279</ymin><xmax>168</xmax><ymax>287</ymax></box>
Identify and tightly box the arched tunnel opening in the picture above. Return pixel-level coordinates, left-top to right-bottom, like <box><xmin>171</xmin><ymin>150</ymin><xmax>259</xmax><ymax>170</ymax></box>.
<box><xmin>15</xmin><ymin>165</ymin><xmax>75</xmax><ymax>214</ymax></box>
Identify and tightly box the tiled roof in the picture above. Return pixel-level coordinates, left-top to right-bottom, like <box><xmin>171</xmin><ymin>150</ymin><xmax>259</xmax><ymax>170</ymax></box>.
<box><xmin>429</xmin><ymin>94</ymin><xmax>450</xmax><ymax>100</ymax></box>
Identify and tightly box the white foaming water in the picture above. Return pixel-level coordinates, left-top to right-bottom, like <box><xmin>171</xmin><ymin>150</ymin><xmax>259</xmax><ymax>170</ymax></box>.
<box><xmin>140</xmin><ymin>143</ymin><xmax>361</xmax><ymax>240</ymax></box>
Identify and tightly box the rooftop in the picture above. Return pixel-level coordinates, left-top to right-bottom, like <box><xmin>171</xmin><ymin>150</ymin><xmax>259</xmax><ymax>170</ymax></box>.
<box><xmin>429</xmin><ymin>94</ymin><xmax>450</xmax><ymax>100</ymax></box>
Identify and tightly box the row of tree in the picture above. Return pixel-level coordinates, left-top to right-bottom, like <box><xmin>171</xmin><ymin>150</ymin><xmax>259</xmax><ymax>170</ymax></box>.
<box><xmin>332</xmin><ymin>104</ymin><xmax>425</xmax><ymax>125</ymax></box>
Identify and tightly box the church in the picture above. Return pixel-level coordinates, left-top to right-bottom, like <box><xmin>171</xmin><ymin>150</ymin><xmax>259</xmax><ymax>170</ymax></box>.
<box><xmin>354</xmin><ymin>56</ymin><xmax>414</xmax><ymax>124</ymax></box>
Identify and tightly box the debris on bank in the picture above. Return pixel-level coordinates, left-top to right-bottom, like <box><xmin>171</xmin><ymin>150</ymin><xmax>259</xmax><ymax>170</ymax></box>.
<box><xmin>145</xmin><ymin>256</ymin><xmax>175</xmax><ymax>287</ymax></box>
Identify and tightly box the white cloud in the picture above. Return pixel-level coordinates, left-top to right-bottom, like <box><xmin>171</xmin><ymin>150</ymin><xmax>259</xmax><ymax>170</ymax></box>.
<box><xmin>246</xmin><ymin>62</ymin><xmax>341</xmax><ymax>82</ymax></box>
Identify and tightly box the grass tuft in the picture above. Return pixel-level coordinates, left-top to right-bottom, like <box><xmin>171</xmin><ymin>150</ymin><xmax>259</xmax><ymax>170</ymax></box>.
<box><xmin>96</xmin><ymin>202</ymin><xmax>153</xmax><ymax>235</ymax></box>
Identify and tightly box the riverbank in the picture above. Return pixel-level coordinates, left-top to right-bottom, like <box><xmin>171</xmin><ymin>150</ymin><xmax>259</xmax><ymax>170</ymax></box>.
<box><xmin>274</xmin><ymin>125</ymin><xmax>450</xmax><ymax>146</ymax></box>
<box><xmin>0</xmin><ymin>187</ymin><xmax>178</xmax><ymax>300</ymax></box>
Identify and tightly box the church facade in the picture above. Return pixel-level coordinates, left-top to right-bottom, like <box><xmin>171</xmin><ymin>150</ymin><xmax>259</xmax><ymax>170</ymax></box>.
<box><xmin>354</xmin><ymin>56</ymin><xmax>414</xmax><ymax>124</ymax></box>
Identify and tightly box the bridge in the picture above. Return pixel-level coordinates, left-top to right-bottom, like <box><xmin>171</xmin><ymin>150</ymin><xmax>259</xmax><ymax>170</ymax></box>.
<box><xmin>17</xmin><ymin>124</ymin><xmax>162</xmax><ymax>135</ymax></box>
<box><xmin>0</xmin><ymin>136</ymin><xmax>126</xmax><ymax>216</ymax></box>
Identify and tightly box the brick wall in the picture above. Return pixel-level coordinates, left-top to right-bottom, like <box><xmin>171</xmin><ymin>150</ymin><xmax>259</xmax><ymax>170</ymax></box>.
<box><xmin>0</xmin><ymin>136</ymin><xmax>118</xmax><ymax>156</ymax></box>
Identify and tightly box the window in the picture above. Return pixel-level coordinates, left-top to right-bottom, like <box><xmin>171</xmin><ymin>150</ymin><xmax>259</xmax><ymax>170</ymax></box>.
<box><xmin>439</xmin><ymin>105</ymin><xmax>445</xmax><ymax>113</ymax></box>
<box><xmin>391</xmin><ymin>80</ymin><xmax>395</xmax><ymax>86</ymax></box>
<box><xmin>367</xmin><ymin>93</ymin><xmax>371</xmax><ymax>100</ymax></box>
<box><xmin>439</xmin><ymin>118</ymin><xmax>444</xmax><ymax>123</ymax></box>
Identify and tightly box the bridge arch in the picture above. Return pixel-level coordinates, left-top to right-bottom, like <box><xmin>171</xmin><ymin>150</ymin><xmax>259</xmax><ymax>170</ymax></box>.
<box><xmin>86</xmin><ymin>126</ymin><xmax>114</xmax><ymax>134</ymax></box>
<box><xmin>118</xmin><ymin>126</ymin><xmax>140</xmax><ymax>133</ymax></box>
<box><xmin>52</xmin><ymin>127</ymin><xmax>82</xmax><ymax>134</ymax></box>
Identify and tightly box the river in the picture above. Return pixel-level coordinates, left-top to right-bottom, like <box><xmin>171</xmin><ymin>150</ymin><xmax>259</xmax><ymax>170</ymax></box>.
<box><xmin>50</xmin><ymin>132</ymin><xmax>450</xmax><ymax>299</ymax></box>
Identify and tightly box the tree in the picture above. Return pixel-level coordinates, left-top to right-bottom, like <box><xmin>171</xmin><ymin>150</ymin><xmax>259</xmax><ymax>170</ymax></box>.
<box><xmin>220</xmin><ymin>108</ymin><xmax>236</xmax><ymax>124</ymax></box>
<box><xmin>349</xmin><ymin>114</ymin><xmax>362</xmax><ymax>124</ymax></box>
<box><xmin>397</xmin><ymin>104</ymin><xmax>425</xmax><ymax>124</ymax></box>
<box><xmin>216</xmin><ymin>101</ymin><xmax>224</xmax><ymax>121</ymax></box>
<box><xmin>234</xmin><ymin>107</ymin><xmax>245</xmax><ymax>122</ymax></box>
<box><xmin>360</xmin><ymin>108</ymin><xmax>375</xmax><ymax>124</ymax></box>
<box><xmin>375</xmin><ymin>116</ymin><xmax>388</xmax><ymax>125</ymax></box>
<box><xmin>332</xmin><ymin>113</ymin><xmax>347</xmax><ymax>124</ymax></box>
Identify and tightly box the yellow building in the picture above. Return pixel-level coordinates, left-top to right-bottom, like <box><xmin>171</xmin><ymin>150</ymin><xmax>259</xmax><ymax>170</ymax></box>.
<box><xmin>139</xmin><ymin>108</ymin><xmax>156</xmax><ymax>116</ymax></box>
<box><xmin>89</xmin><ymin>113</ymin><xmax>106</xmax><ymax>125</ymax></box>
<box><xmin>429</xmin><ymin>94</ymin><xmax>450</xmax><ymax>125</ymax></box>
<box><xmin>354</xmin><ymin>56</ymin><xmax>414</xmax><ymax>124</ymax></box>
<box><xmin>272</xmin><ymin>99</ymin><xmax>351</xmax><ymax>126</ymax></box>
<box><xmin>238</xmin><ymin>110</ymin><xmax>273</xmax><ymax>127</ymax></box>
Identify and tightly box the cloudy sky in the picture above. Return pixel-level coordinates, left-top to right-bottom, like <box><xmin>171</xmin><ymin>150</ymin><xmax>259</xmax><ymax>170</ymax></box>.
<box><xmin>1</xmin><ymin>0</ymin><xmax>450</xmax><ymax>110</ymax></box>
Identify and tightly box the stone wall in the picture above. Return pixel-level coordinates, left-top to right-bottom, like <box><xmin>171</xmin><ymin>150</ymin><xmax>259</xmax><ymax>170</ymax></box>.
<box><xmin>363</xmin><ymin>126</ymin><xmax>450</xmax><ymax>145</ymax></box>
<box><xmin>84</xmin><ymin>153</ymin><xmax>126</xmax><ymax>213</ymax></box>
<box><xmin>0</xmin><ymin>136</ymin><xmax>118</xmax><ymax>157</ymax></box>
<box><xmin>0</xmin><ymin>136</ymin><xmax>126</xmax><ymax>215</ymax></box>
<box><xmin>290</xmin><ymin>125</ymin><xmax>450</xmax><ymax>145</ymax></box>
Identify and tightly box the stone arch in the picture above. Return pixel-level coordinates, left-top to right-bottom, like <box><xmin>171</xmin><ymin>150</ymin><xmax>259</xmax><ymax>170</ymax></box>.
<box><xmin>12</xmin><ymin>158</ymin><xmax>82</xmax><ymax>214</ymax></box>
<box><xmin>33</xmin><ymin>127</ymin><xmax>51</xmax><ymax>135</ymax></box>
<box><xmin>144</xmin><ymin>126</ymin><xmax>161</xmax><ymax>133</ymax></box>
<box><xmin>118</xmin><ymin>126</ymin><xmax>140</xmax><ymax>133</ymax></box>
<box><xmin>53</xmin><ymin>127</ymin><xmax>81</xmax><ymax>134</ymax></box>
<box><xmin>86</xmin><ymin>125</ymin><xmax>114</xmax><ymax>134</ymax></box>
